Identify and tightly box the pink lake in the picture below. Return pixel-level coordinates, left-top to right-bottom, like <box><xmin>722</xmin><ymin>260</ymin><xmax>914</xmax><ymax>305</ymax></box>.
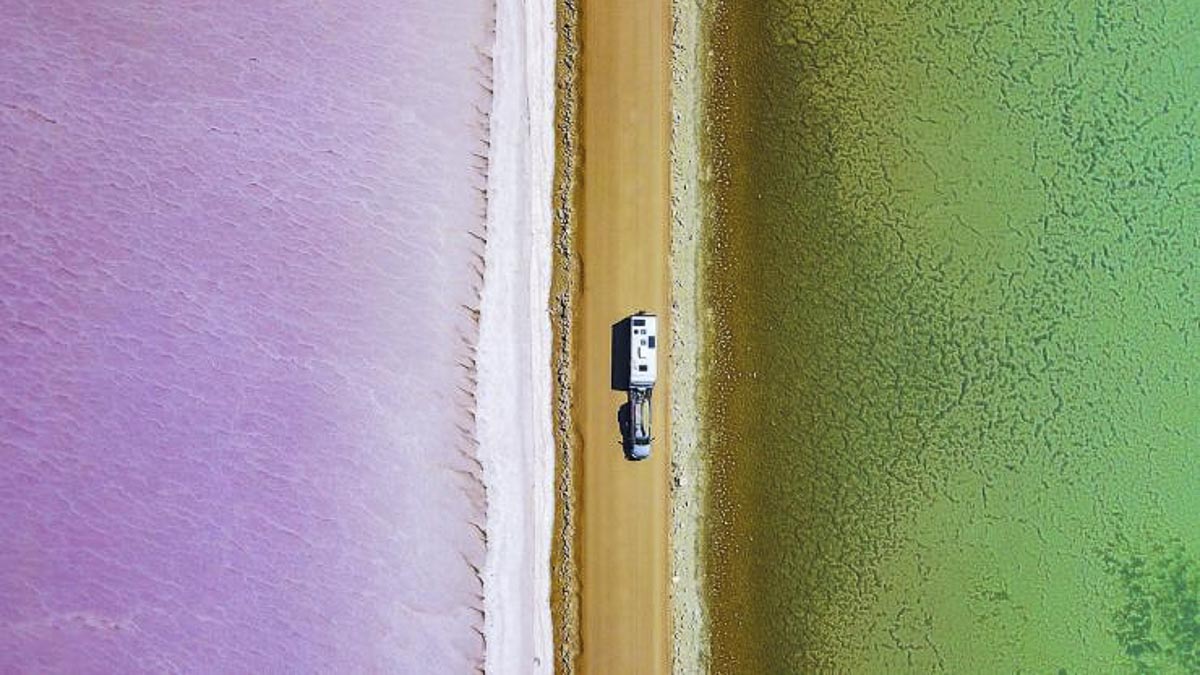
<box><xmin>1</xmin><ymin>1</ymin><xmax>494</xmax><ymax>671</ymax></box>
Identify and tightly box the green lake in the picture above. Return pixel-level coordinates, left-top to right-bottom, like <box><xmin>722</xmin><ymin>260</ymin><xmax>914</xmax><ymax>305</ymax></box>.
<box><xmin>702</xmin><ymin>1</ymin><xmax>1200</xmax><ymax>671</ymax></box>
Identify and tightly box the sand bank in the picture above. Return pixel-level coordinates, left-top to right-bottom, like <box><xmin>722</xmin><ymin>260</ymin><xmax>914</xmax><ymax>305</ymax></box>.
<box><xmin>475</xmin><ymin>0</ymin><xmax>557</xmax><ymax>672</ymax></box>
<box><xmin>668</xmin><ymin>1</ymin><xmax>712</xmax><ymax>672</ymax></box>
<box><xmin>547</xmin><ymin>0</ymin><xmax>584</xmax><ymax>669</ymax></box>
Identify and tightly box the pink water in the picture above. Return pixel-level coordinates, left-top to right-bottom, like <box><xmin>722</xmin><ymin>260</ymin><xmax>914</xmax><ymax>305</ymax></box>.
<box><xmin>1</xmin><ymin>2</ymin><xmax>494</xmax><ymax>671</ymax></box>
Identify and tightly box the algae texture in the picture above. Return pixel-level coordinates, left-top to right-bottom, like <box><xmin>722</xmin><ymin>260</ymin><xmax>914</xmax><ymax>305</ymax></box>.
<box><xmin>703</xmin><ymin>1</ymin><xmax>1200</xmax><ymax>671</ymax></box>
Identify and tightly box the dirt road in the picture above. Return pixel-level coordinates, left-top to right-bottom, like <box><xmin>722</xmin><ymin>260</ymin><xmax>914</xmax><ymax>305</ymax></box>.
<box><xmin>575</xmin><ymin>1</ymin><xmax>672</xmax><ymax>673</ymax></box>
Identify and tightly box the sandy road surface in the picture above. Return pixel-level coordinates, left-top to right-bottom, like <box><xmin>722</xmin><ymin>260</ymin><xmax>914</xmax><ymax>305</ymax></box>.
<box><xmin>575</xmin><ymin>1</ymin><xmax>672</xmax><ymax>673</ymax></box>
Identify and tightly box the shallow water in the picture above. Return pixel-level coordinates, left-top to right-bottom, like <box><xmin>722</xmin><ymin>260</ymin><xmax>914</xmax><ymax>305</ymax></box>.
<box><xmin>704</xmin><ymin>1</ymin><xmax>1200</xmax><ymax>671</ymax></box>
<box><xmin>1</xmin><ymin>2</ymin><xmax>493</xmax><ymax>671</ymax></box>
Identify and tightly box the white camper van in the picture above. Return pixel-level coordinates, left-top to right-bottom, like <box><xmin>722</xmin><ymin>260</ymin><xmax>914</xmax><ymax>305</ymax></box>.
<box><xmin>626</xmin><ymin>313</ymin><xmax>657</xmax><ymax>460</ymax></box>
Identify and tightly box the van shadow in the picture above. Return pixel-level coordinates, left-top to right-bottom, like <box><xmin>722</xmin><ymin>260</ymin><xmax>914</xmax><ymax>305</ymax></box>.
<box><xmin>616</xmin><ymin>401</ymin><xmax>633</xmax><ymax>457</ymax></box>
<box><xmin>611</xmin><ymin>317</ymin><xmax>631</xmax><ymax>392</ymax></box>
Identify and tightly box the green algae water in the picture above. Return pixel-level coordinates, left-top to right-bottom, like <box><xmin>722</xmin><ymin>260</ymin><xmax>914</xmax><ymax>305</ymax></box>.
<box><xmin>703</xmin><ymin>1</ymin><xmax>1200</xmax><ymax>671</ymax></box>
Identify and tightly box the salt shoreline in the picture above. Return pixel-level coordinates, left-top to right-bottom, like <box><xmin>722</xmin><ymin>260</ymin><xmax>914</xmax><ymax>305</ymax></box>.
<box><xmin>476</xmin><ymin>0</ymin><xmax>557</xmax><ymax>672</ymax></box>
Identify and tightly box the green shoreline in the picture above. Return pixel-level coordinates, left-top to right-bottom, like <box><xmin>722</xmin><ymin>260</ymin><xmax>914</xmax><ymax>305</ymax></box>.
<box><xmin>702</xmin><ymin>1</ymin><xmax>1200</xmax><ymax>671</ymax></box>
